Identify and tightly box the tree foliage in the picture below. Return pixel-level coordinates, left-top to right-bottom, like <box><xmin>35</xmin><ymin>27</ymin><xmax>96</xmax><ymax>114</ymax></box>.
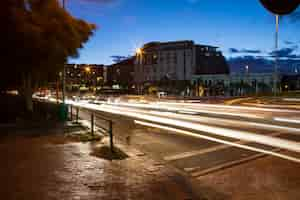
<box><xmin>1</xmin><ymin>0</ymin><xmax>96</xmax><ymax>91</ymax></box>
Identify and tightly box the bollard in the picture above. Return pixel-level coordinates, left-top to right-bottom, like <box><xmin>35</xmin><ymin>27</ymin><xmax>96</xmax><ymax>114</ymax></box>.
<box><xmin>76</xmin><ymin>107</ymin><xmax>79</xmax><ymax>123</ymax></box>
<box><xmin>109</xmin><ymin>120</ymin><xmax>114</xmax><ymax>153</ymax></box>
<box><xmin>70</xmin><ymin>105</ymin><xmax>73</xmax><ymax>121</ymax></box>
<box><xmin>91</xmin><ymin>112</ymin><xmax>94</xmax><ymax>136</ymax></box>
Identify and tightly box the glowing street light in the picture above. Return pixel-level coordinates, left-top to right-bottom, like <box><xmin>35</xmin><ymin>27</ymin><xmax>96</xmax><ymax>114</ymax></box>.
<box><xmin>85</xmin><ymin>66</ymin><xmax>91</xmax><ymax>73</ymax></box>
<box><xmin>136</xmin><ymin>48</ymin><xmax>142</xmax><ymax>55</ymax></box>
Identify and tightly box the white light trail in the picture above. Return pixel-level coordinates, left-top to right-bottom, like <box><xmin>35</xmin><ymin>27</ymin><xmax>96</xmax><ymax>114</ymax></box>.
<box><xmin>148</xmin><ymin>111</ymin><xmax>300</xmax><ymax>135</ymax></box>
<box><xmin>105</xmin><ymin>106</ymin><xmax>300</xmax><ymax>135</ymax></box>
<box><xmin>154</xmin><ymin>102</ymin><xmax>300</xmax><ymax>114</ymax></box>
<box><xmin>283</xmin><ymin>98</ymin><xmax>300</xmax><ymax>102</ymax></box>
<box><xmin>42</xmin><ymin>98</ymin><xmax>300</xmax><ymax>156</ymax></box>
<box><xmin>274</xmin><ymin>117</ymin><xmax>300</xmax><ymax>125</ymax></box>
<box><xmin>134</xmin><ymin>120</ymin><xmax>300</xmax><ymax>163</ymax></box>
<box><xmin>105</xmin><ymin>102</ymin><xmax>265</xmax><ymax>119</ymax></box>
<box><xmin>77</xmin><ymin>103</ymin><xmax>300</xmax><ymax>154</ymax></box>
<box><xmin>242</xmin><ymin>103</ymin><xmax>300</xmax><ymax>109</ymax></box>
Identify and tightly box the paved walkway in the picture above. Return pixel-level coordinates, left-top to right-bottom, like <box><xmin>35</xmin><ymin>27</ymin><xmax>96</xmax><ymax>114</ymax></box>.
<box><xmin>195</xmin><ymin>154</ymin><xmax>300</xmax><ymax>200</ymax></box>
<box><xmin>0</xmin><ymin>126</ymin><xmax>199</xmax><ymax>200</ymax></box>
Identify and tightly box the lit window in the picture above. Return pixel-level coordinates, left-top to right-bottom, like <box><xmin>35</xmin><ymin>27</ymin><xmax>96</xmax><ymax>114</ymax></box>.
<box><xmin>24</xmin><ymin>0</ymin><xmax>31</xmax><ymax>11</ymax></box>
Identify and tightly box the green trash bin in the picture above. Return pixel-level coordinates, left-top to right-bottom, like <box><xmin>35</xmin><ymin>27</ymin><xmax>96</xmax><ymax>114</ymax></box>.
<box><xmin>59</xmin><ymin>103</ymin><xmax>68</xmax><ymax>122</ymax></box>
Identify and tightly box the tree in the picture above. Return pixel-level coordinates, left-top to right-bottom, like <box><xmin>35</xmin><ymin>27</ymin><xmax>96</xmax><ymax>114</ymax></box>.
<box><xmin>1</xmin><ymin>0</ymin><xmax>96</xmax><ymax>112</ymax></box>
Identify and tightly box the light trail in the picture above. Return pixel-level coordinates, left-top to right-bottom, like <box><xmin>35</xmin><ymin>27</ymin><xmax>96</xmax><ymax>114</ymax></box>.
<box><xmin>75</xmin><ymin>102</ymin><xmax>300</xmax><ymax>154</ymax></box>
<box><xmin>134</xmin><ymin>120</ymin><xmax>300</xmax><ymax>163</ymax></box>
<box><xmin>154</xmin><ymin>102</ymin><xmax>300</xmax><ymax>113</ymax></box>
<box><xmin>274</xmin><ymin>117</ymin><xmax>300</xmax><ymax>125</ymax></box>
<box><xmin>242</xmin><ymin>103</ymin><xmax>300</xmax><ymax>109</ymax></box>
<box><xmin>283</xmin><ymin>98</ymin><xmax>300</xmax><ymax>102</ymax></box>
<box><xmin>148</xmin><ymin>111</ymin><xmax>300</xmax><ymax>135</ymax></box>
<box><xmin>37</xmin><ymin>97</ymin><xmax>300</xmax><ymax>157</ymax></box>
<box><xmin>99</xmin><ymin>105</ymin><xmax>300</xmax><ymax>135</ymax></box>
<box><xmin>104</xmin><ymin>102</ymin><xmax>265</xmax><ymax>119</ymax></box>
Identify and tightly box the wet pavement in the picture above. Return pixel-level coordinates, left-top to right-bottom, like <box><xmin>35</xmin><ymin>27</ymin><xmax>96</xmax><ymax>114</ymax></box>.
<box><xmin>0</xmin><ymin>126</ymin><xmax>199</xmax><ymax>200</ymax></box>
<box><xmin>196</xmin><ymin>154</ymin><xmax>300</xmax><ymax>200</ymax></box>
<box><xmin>75</xmin><ymin>108</ymin><xmax>300</xmax><ymax>200</ymax></box>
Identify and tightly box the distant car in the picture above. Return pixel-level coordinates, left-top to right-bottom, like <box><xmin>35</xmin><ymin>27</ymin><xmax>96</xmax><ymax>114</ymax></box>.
<box><xmin>157</xmin><ymin>92</ymin><xmax>167</xmax><ymax>99</ymax></box>
<box><xmin>72</xmin><ymin>96</ymin><xmax>80</xmax><ymax>102</ymax></box>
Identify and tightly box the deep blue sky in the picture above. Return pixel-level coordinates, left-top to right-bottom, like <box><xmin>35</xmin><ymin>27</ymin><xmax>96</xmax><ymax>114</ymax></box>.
<box><xmin>66</xmin><ymin>0</ymin><xmax>300</xmax><ymax>65</ymax></box>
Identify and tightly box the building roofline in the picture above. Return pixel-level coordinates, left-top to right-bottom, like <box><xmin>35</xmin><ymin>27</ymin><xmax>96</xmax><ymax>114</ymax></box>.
<box><xmin>142</xmin><ymin>40</ymin><xmax>219</xmax><ymax>49</ymax></box>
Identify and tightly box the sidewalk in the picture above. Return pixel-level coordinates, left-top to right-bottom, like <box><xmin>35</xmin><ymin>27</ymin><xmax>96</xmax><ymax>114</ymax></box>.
<box><xmin>0</xmin><ymin>124</ymin><xmax>199</xmax><ymax>200</ymax></box>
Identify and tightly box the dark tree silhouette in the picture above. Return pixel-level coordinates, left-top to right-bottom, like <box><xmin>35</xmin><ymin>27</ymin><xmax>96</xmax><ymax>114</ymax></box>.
<box><xmin>1</xmin><ymin>0</ymin><xmax>96</xmax><ymax>112</ymax></box>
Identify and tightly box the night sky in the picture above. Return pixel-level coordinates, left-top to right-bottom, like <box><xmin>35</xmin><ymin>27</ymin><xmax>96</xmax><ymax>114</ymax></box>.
<box><xmin>66</xmin><ymin>0</ymin><xmax>300</xmax><ymax>65</ymax></box>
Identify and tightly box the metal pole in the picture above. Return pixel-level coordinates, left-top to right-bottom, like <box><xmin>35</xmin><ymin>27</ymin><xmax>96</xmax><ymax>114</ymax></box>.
<box><xmin>91</xmin><ymin>112</ymin><xmax>94</xmax><ymax>136</ymax></box>
<box><xmin>70</xmin><ymin>105</ymin><xmax>73</xmax><ymax>121</ymax></box>
<box><xmin>274</xmin><ymin>15</ymin><xmax>279</xmax><ymax>95</ymax></box>
<box><xmin>56</xmin><ymin>78</ymin><xmax>59</xmax><ymax>104</ymax></box>
<box><xmin>109</xmin><ymin>121</ymin><xmax>114</xmax><ymax>153</ymax></box>
<box><xmin>182</xmin><ymin>47</ymin><xmax>187</xmax><ymax>97</ymax></box>
<box><xmin>62</xmin><ymin>0</ymin><xmax>66</xmax><ymax>104</ymax></box>
<box><xmin>76</xmin><ymin>107</ymin><xmax>79</xmax><ymax>123</ymax></box>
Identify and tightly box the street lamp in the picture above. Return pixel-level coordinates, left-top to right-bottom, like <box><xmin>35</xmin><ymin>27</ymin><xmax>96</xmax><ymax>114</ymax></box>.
<box><xmin>85</xmin><ymin>66</ymin><xmax>91</xmax><ymax>73</ymax></box>
<box><xmin>62</xmin><ymin>0</ymin><xmax>66</xmax><ymax>104</ymax></box>
<box><xmin>259</xmin><ymin>0</ymin><xmax>299</xmax><ymax>95</ymax></box>
<box><xmin>136</xmin><ymin>48</ymin><xmax>143</xmax><ymax>94</ymax></box>
<box><xmin>136</xmin><ymin>48</ymin><xmax>142</xmax><ymax>55</ymax></box>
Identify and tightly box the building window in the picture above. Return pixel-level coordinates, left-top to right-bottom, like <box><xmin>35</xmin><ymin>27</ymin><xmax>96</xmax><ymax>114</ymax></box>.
<box><xmin>153</xmin><ymin>54</ymin><xmax>158</xmax><ymax>64</ymax></box>
<box><xmin>174</xmin><ymin>53</ymin><xmax>177</xmax><ymax>64</ymax></box>
<box><xmin>160</xmin><ymin>56</ymin><xmax>164</xmax><ymax>62</ymax></box>
<box><xmin>166</xmin><ymin>52</ymin><xmax>170</xmax><ymax>64</ymax></box>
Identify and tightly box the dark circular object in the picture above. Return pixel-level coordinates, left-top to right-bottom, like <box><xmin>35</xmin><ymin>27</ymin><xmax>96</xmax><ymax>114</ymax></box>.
<box><xmin>260</xmin><ymin>0</ymin><xmax>300</xmax><ymax>15</ymax></box>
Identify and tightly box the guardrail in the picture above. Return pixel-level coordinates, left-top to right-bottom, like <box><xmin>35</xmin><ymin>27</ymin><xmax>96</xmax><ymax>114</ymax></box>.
<box><xmin>69</xmin><ymin>104</ymin><xmax>114</xmax><ymax>153</ymax></box>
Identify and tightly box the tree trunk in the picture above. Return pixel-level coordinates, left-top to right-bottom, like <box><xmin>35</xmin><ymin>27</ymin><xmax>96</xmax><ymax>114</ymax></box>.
<box><xmin>23</xmin><ymin>73</ymin><xmax>33</xmax><ymax>113</ymax></box>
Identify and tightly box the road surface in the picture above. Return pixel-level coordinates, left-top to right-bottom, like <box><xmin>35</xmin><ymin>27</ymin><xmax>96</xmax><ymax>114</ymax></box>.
<box><xmin>68</xmin><ymin>99</ymin><xmax>300</xmax><ymax>178</ymax></box>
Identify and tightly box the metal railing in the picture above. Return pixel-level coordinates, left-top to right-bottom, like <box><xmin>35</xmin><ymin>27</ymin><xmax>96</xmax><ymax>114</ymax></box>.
<box><xmin>69</xmin><ymin>104</ymin><xmax>114</xmax><ymax>152</ymax></box>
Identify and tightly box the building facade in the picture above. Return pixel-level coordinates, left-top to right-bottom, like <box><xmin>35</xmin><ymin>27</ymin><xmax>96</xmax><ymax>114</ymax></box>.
<box><xmin>134</xmin><ymin>40</ymin><xmax>229</xmax><ymax>94</ymax></box>
<box><xmin>65</xmin><ymin>64</ymin><xmax>104</xmax><ymax>92</ymax></box>
<box><xmin>191</xmin><ymin>73</ymin><xmax>280</xmax><ymax>96</ymax></box>
<box><xmin>106</xmin><ymin>57</ymin><xmax>135</xmax><ymax>93</ymax></box>
<box><xmin>281</xmin><ymin>74</ymin><xmax>300</xmax><ymax>91</ymax></box>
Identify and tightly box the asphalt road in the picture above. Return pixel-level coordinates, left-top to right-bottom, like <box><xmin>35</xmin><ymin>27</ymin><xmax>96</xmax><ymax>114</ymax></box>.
<box><xmin>69</xmin><ymin>99</ymin><xmax>300</xmax><ymax>179</ymax></box>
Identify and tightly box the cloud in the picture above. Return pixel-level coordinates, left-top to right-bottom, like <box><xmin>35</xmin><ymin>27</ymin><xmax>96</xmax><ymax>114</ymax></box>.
<box><xmin>284</xmin><ymin>40</ymin><xmax>295</xmax><ymax>45</ymax></box>
<box><xmin>228</xmin><ymin>56</ymin><xmax>300</xmax><ymax>73</ymax></box>
<box><xmin>79</xmin><ymin>0</ymin><xmax>117</xmax><ymax>4</ymax></box>
<box><xmin>229</xmin><ymin>48</ymin><xmax>239</xmax><ymax>53</ymax></box>
<box><xmin>269</xmin><ymin>46</ymin><xmax>299</xmax><ymax>59</ymax></box>
<box><xmin>289</xmin><ymin>10</ymin><xmax>300</xmax><ymax>22</ymax></box>
<box><xmin>76</xmin><ymin>0</ymin><xmax>121</xmax><ymax>8</ymax></box>
<box><xmin>229</xmin><ymin>48</ymin><xmax>261</xmax><ymax>54</ymax></box>
<box><xmin>110</xmin><ymin>55</ymin><xmax>131</xmax><ymax>63</ymax></box>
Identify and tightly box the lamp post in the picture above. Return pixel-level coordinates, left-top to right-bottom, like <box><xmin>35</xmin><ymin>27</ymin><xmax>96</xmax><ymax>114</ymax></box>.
<box><xmin>259</xmin><ymin>0</ymin><xmax>299</xmax><ymax>95</ymax></box>
<box><xmin>273</xmin><ymin>14</ymin><xmax>279</xmax><ymax>95</ymax></box>
<box><xmin>62</xmin><ymin>0</ymin><xmax>66</xmax><ymax>104</ymax></box>
<box><xmin>136</xmin><ymin>48</ymin><xmax>143</xmax><ymax>94</ymax></box>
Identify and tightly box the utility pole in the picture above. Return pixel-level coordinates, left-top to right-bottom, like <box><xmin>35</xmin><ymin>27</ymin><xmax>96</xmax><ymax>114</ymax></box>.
<box><xmin>273</xmin><ymin>14</ymin><xmax>279</xmax><ymax>95</ymax></box>
<box><xmin>183</xmin><ymin>45</ymin><xmax>186</xmax><ymax>97</ymax></box>
<box><xmin>62</xmin><ymin>0</ymin><xmax>66</xmax><ymax>104</ymax></box>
